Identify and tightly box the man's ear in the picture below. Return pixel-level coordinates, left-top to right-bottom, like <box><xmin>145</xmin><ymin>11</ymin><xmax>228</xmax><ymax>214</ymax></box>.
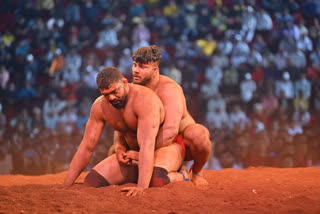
<box><xmin>153</xmin><ymin>65</ymin><xmax>159</xmax><ymax>75</ymax></box>
<box><xmin>122</xmin><ymin>78</ymin><xmax>128</xmax><ymax>85</ymax></box>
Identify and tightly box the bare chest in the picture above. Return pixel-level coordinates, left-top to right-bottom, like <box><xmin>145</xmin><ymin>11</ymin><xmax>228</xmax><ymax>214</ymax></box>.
<box><xmin>102</xmin><ymin>106</ymin><xmax>139</xmax><ymax>150</ymax></box>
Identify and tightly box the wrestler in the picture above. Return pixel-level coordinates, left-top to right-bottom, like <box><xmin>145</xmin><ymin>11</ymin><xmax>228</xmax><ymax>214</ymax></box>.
<box><xmin>64</xmin><ymin>66</ymin><xmax>186</xmax><ymax>196</ymax></box>
<box><xmin>131</xmin><ymin>45</ymin><xmax>212</xmax><ymax>185</ymax></box>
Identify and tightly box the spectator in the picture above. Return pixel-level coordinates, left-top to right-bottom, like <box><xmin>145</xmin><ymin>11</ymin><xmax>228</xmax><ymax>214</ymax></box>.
<box><xmin>229</xmin><ymin>105</ymin><xmax>247</xmax><ymax>131</ymax></box>
<box><xmin>310</xmin><ymin>45</ymin><xmax>320</xmax><ymax>67</ymax></box>
<box><xmin>95</xmin><ymin>24</ymin><xmax>119</xmax><ymax>49</ymax></box>
<box><xmin>294</xmin><ymin>74</ymin><xmax>311</xmax><ymax>99</ymax></box>
<box><xmin>166</xmin><ymin>63</ymin><xmax>182</xmax><ymax>85</ymax></box>
<box><xmin>223</xmin><ymin>65</ymin><xmax>239</xmax><ymax>95</ymax></box>
<box><xmin>292</xmin><ymin>105</ymin><xmax>311</xmax><ymax>127</ymax></box>
<box><xmin>205</xmin><ymin>107</ymin><xmax>229</xmax><ymax>130</ymax></box>
<box><xmin>240</xmin><ymin>73</ymin><xmax>257</xmax><ymax>103</ymax></box>
<box><xmin>43</xmin><ymin>93</ymin><xmax>66</xmax><ymax>130</ymax></box>
<box><xmin>0</xmin><ymin>65</ymin><xmax>9</xmax><ymax>90</ymax></box>
<box><xmin>261</xmin><ymin>90</ymin><xmax>279</xmax><ymax>116</ymax></box>
<box><xmin>118</xmin><ymin>48</ymin><xmax>133</xmax><ymax>79</ymax></box>
<box><xmin>49</xmin><ymin>48</ymin><xmax>65</xmax><ymax>80</ymax></box>
<box><xmin>204</xmin><ymin>59</ymin><xmax>223</xmax><ymax>95</ymax></box>
<box><xmin>241</xmin><ymin>5</ymin><xmax>257</xmax><ymax>42</ymax></box>
<box><xmin>275</xmin><ymin>72</ymin><xmax>294</xmax><ymax>99</ymax></box>
<box><xmin>256</xmin><ymin>8</ymin><xmax>273</xmax><ymax>32</ymax></box>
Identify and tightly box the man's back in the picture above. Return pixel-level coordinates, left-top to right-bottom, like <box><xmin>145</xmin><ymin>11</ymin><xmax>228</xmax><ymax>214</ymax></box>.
<box><xmin>157</xmin><ymin>75</ymin><xmax>195</xmax><ymax>133</ymax></box>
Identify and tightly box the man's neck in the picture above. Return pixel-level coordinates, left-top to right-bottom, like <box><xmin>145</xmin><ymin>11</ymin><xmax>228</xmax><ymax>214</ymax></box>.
<box><xmin>145</xmin><ymin>75</ymin><xmax>160</xmax><ymax>91</ymax></box>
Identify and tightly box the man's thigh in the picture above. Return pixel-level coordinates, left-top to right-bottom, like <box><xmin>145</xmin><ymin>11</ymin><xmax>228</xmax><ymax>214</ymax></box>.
<box><xmin>93</xmin><ymin>154</ymin><xmax>138</xmax><ymax>185</ymax></box>
<box><xmin>153</xmin><ymin>143</ymin><xmax>184</xmax><ymax>173</ymax></box>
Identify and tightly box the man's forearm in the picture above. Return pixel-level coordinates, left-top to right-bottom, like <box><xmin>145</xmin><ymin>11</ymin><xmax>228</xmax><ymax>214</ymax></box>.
<box><xmin>156</xmin><ymin>126</ymin><xmax>177</xmax><ymax>148</ymax></box>
<box><xmin>137</xmin><ymin>143</ymin><xmax>154</xmax><ymax>189</ymax></box>
<box><xmin>64</xmin><ymin>147</ymin><xmax>93</xmax><ymax>187</ymax></box>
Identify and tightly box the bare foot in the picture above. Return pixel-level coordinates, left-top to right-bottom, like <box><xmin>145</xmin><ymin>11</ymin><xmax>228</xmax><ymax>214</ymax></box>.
<box><xmin>179</xmin><ymin>165</ymin><xmax>190</xmax><ymax>181</ymax></box>
<box><xmin>191</xmin><ymin>171</ymin><xmax>209</xmax><ymax>186</ymax></box>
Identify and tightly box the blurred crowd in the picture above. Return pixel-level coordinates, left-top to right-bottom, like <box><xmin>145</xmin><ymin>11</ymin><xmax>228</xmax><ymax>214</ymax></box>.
<box><xmin>0</xmin><ymin>0</ymin><xmax>320</xmax><ymax>175</ymax></box>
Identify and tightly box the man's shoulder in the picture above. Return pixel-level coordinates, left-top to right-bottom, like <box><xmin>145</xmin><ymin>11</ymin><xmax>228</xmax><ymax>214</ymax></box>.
<box><xmin>91</xmin><ymin>96</ymin><xmax>105</xmax><ymax>112</ymax></box>
<box><xmin>159</xmin><ymin>75</ymin><xmax>182</xmax><ymax>90</ymax></box>
<box><xmin>130</xmin><ymin>84</ymin><xmax>159</xmax><ymax>100</ymax></box>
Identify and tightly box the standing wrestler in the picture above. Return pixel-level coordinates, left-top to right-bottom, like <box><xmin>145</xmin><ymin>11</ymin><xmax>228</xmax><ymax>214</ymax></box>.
<box><xmin>131</xmin><ymin>45</ymin><xmax>212</xmax><ymax>185</ymax></box>
<box><xmin>64</xmin><ymin>66</ymin><xmax>186</xmax><ymax>196</ymax></box>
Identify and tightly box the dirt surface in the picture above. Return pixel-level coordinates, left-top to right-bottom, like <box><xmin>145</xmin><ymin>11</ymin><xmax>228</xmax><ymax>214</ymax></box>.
<box><xmin>0</xmin><ymin>167</ymin><xmax>319</xmax><ymax>214</ymax></box>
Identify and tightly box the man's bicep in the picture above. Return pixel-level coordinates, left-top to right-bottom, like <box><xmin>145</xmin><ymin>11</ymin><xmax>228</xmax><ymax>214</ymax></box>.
<box><xmin>135</xmin><ymin>100</ymin><xmax>161</xmax><ymax>147</ymax></box>
<box><xmin>81</xmin><ymin>104</ymin><xmax>105</xmax><ymax>151</ymax></box>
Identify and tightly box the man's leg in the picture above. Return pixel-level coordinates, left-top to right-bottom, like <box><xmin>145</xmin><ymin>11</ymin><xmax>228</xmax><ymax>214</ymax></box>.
<box><xmin>150</xmin><ymin>142</ymin><xmax>186</xmax><ymax>187</ymax></box>
<box><xmin>84</xmin><ymin>154</ymin><xmax>138</xmax><ymax>187</ymax></box>
<box><xmin>183</xmin><ymin>123</ymin><xmax>211</xmax><ymax>185</ymax></box>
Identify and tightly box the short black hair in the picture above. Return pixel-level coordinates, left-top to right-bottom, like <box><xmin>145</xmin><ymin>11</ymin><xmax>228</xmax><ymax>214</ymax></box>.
<box><xmin>132</xmin><ymin>45</ymin><xmax>162</xmax><ymax>64</ymax></box>
<box><xmin>96</xmin><ymin>66</ymin><xmax>124</xmax><ymax>89</ymax></box>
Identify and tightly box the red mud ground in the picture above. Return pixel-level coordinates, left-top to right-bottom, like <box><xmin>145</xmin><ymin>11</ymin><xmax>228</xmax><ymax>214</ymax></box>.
<box><xmin>0</xmin><ymin>167</ymin><xmax>319</xmax><ymax>214</ymax></box>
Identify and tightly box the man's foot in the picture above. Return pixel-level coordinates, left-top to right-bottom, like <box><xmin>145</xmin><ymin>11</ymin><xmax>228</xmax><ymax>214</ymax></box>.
<box><xmin>191</xmin><ymin>171</ymin><xmax>209</xmax><ymax>186</ymax></box>
<box><xmin>179</xmin><ymin>165</ymin><xmax>190</xmax><ymax>181</ymax></box>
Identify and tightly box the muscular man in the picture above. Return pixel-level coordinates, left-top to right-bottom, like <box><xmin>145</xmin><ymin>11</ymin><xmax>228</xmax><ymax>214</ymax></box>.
<box><xmin>131</xmin><ymin>45</ymin><xmax>212</xmax><ymax>185</ymax></box>
<box><xmin>64</xmin><ymin>66</ymin><xmax>186</xmax><ymax>196</ymax></box>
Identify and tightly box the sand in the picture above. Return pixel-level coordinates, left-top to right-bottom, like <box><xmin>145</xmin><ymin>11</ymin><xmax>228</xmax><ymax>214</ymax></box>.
<box><xmin>0</xmin><ymin>167</ymin><xmax>319</xmax><ymax>214</ymax></box>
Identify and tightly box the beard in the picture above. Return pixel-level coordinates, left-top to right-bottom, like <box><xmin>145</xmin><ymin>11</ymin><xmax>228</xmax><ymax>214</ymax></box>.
<box><xmin>110</xmin><ymin>90</ymin><xmax>127</xmax><ymax>109</ymax></box>
<box><xmin>132</xmin><ymin>73</ymin><xmax>152</xmax><ymax>86</ymax></box>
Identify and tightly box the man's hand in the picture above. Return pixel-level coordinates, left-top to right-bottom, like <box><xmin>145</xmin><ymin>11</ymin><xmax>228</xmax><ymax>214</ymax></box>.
<box><xmin>125</xmin><ymin>150</ymin><xmax>139</xmax><ymax>161</ymax></box>
<box><xmin>121</xmin><ymin>186</ymin><xmax>146</xmax><ymax>196</ymax></box>
<box><xmin>116</xmin><ymin>150</ymin><xmax>131</xmax><ymax>166</ymax></box>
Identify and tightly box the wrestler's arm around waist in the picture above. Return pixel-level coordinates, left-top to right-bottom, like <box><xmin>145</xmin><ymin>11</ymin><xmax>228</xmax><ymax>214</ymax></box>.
<box><xmin>155</xmin><ymin>83</ymin><xmax>184</xmax><ymax>148</ymax></box>
<box><xmin>64</xmin><ymin>100</ymin><xmax>105</xmax><ymax>187</ymax></box>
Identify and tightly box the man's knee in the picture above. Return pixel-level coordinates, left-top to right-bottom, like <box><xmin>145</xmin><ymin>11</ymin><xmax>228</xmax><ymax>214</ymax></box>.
<box><xmin>149</xmin><ymin>167</ymin><xmax>170</xmax><ymax>187</ymax></box>
<box><xmin>84</xmin><ymin>169</ymin><xmax>110</xmax><ymax>188</ymax></box>
<box><xmin>188</xmin><ymin>125</ymin><xmax>211</xmax><ymax>150</ymax></box>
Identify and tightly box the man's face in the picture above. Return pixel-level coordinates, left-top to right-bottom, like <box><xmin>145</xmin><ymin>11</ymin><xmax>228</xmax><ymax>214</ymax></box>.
<box><xmin>100</xmin><ymin>81</ymin><xmax>127</xmax><ymax>109</ymax></box>
<box><xmin>219</xmin><ymin>152</ymin><xmax>234</xmax><ymax>168</ymax></box>
<box><xmin>132</xmin><ymin>61</ymin><xmax>157</xmax><ymax>85</ymax></box>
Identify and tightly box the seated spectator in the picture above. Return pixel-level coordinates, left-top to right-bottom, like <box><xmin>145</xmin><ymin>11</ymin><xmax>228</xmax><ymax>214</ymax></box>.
<box><xmin>229</xmin><ymin>105</ymin><xmax>247</xmax><ymax>131</ymax></box>
<box><xmin>275</xmin><ymin>72</ymin><xmax>294</xmax><ymax>99</ymax></box>
<box><xmin>118</xmin><ymin>48</ymin><xmax>133</xmax><ymax>79</ymax></box>
<box><xmin>297</xmin><ymin>32</ymin><xmax>313</xmax><ymax>52</ymax></box>
<box><xmin>223</xmin><ymin>65</ymin><xmax>239</xmax><ymax>95</ymax></box>
<box><xmin>294</xmin><ymin>90</ymin><xmax>309</xmax><ymax>111</ymax></box>
<box><xmin>256</xmin><ymin>8</ymin><xmax>273</xmax><ymax>32</ymax></box>
<box><xmin>294</xmin><ymin>74</ymin><xmax>311</xmax><ymax>99</ymax></box>
<box><xmin>49</xmin><ymin>49</ymin><xmax>65</xmax><ymax>82</ymax></box>
<box><xmin>95</xmin><ymin>24</ymin><xmax>119</xmax><ymax>49</ymax></box>
<box><xmin>197</xmin><ymin>33</ymin><xmax>217</xmax><ymax>56</ymax></box>
<box><xmin>206</xmin><ymin>107</ymin><xmax>229</xmax><ymax>130</ymax></box>
<box><xmin>57</xmin><ymin>103</ymin><xmax>77</xmax><ymax>135</ymax></box>
<box><xmin>247</xmin><ymin>131</ymin><xmax>269</xmax><ymax>167</ymax></box>
<box><xmin>165</xmin><ymin>63</ymin><xmax>182</xmax><ymax>85</ymax></box>
<box><xmin>0</xmin><ymin>65</ymin><xmax>9</xmax><ymax>90</ymax></box>
<box><xmin>212</xmin><ymin>49</ymin><xmax>228</xmax><ymax>69</ymax></box>
<box><xmin>43</xmin><ymin>93</ymin><xmax>66</xmax><ymax>130</ymax></box>
<box><xmin>261</xmin><ymin>90</ymin><xmax>279</xmax><ymax>117</ymax></box>
<box><xmin>240</xmin><ymin>73</ymin><xmax>257</xmax><ymax>104</ymax></box>
<box><xmin>310</xmin><ymin>45</ymin><xmax>320</xmax><ymax>67</ymax></box>
<box><xmin>292</xmin><ymin>105</ymin><xmax>311</xmax><ymax>127</ymax></box>
<box><xmin>306</xmin><ymin>62</ymin><xmax>320</xmax><ymax>81</ymax></box>
<box><xmin>287</xmin><ymin>118</ymin><xmax>303</xmax><ymax>136</ymax></box>
<box><xmin>274</xmin><ymin>46</ymin><xmax>289</xmax><ymax>71</ymax></box>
